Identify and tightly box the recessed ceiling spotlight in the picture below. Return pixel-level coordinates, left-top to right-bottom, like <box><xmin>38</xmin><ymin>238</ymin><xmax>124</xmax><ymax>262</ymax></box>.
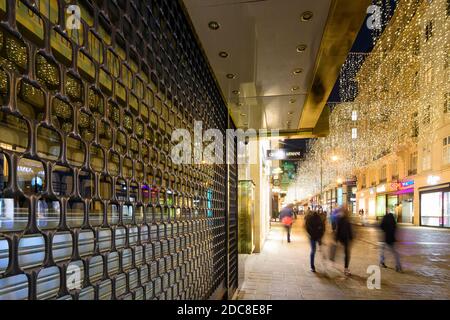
<box><xmin>238</xmin><ymin>102</ymin><xmax>243</xmax><ymax>107</ymax></box>
<box><xmin>293</xmin><ymin>68</ymin><xmax>303</xmax><ymax>75</ymax></box>
<box><xmin>208</xmin><ymin>21</ymin><xmax>220</xmax><ymax>30</ymax></box>
<box><xmin>301</xmin><ymin>11</ymin><xmax>314</xmax><ymax>21</ymax></box>
<box><xmin>219</xmin><ymin>51</ymin><xmax>229</xmax><ymax>58</ymax></box>
<box><xmin>243</xmin><ymin>123</ymin><xmax>248</xmax><ymax>126</ymax></box>
<box><xmin>289</xmin><ymin>99</ymin><xmax>296</xmax><ymax>104</ymax></box>
<box><xmin>226</xmin><ymin>73</ymin><xmax>236</xmax><ymax>79</ymax></box>
<box><xmin>240</xmin><ymin>113</ymin><xmax>247</xmax><ymax>117</ymax></box>
<box><xmin>296</xmin><ymin>44</ymin><xmax>307</xmax><ymax>52</ymax></box>
<box><xmin>288</xmin><ymin>111</ymin><xmax>294</xmax><ymax>115</ymax></box>
<box><xmin>291</xmin><ymin>86</ymin><xmax>300</xmax><ymax>91</ymax></box>
<box><xmin>232</xmin><ymin>90</ymin><xmax>240</xmax><ymax>95</ymax></box>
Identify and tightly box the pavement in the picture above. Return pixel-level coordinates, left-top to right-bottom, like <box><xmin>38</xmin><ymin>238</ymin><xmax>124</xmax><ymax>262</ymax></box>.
<box><xmin>236</xmin><ymin>218</ymin><xmax>450</xmax><ymax>300</ymax></box>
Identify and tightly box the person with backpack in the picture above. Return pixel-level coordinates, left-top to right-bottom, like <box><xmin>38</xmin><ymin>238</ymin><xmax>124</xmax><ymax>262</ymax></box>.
<box><xmin>380</xmin><ymin>211</ymin><xmax>403</xmax><ymax>272</ymax></box>
<box><xmin>279</xmin><ymin>204</ymin><xmax>294</xmax><ymax>243</ymax></box>
<box><xmin>305</xmin><ymin>210</ymin><xmax>326</xmax><ymax>272</ymax></box>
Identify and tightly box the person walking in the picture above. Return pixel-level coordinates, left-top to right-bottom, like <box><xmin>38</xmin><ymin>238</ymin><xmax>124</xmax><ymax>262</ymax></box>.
<box><xmin>279</xmin><ymin>204</ymin><xmax>294</xmax><ymax>243</ymax></box>
<box><xmin>305</xmin><ymin>210</ymin><xmax>326</xmax><ymax>272</ymax></box>
<box><xmin>331</xmin><ymin>205</ymin><xmax>353</xmax><ymax>276</ymax></box>
<box><xmin>380</xmin><ymin>211</ymin><xmax>403</xmax><ymax>272</ymax></box>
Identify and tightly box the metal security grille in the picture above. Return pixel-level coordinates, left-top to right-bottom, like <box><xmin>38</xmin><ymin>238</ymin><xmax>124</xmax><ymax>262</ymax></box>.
<box><xmin>0</xmin><ymin>0</ymin><xmax>237</xmax><ymax>300</ymax></box>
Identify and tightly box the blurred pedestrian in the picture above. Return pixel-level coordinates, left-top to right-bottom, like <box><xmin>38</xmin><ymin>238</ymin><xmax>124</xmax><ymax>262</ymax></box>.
<box><xmin>279</xmin><ymin>204</ymin><xmax>294</xmax><ymax>243</ymax></box>
<box><xmin>305</xmin><ymin>210</ymin><xmax>326</xmax><ymax>272</ymax></box>
<box><xmin>330</xmin><ymin>205</ymin><xmax>353</xmax><ymax>276</ymax></box>
<box><xmin>293</xmin><ymin>206</ymin><xmax>299</xmax><ymax>220</ymax></box>
<box><xmin>380</xmin><ymin>211</ymin><xmax>402</xmax><ymax>272</ymax></box>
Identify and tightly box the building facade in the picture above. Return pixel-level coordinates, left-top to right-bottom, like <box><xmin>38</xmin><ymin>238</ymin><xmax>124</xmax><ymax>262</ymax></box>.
<box><xmin>356</xmin><ymin>0</ymin><xmax>450</xmax><ymax>227</ymax></box>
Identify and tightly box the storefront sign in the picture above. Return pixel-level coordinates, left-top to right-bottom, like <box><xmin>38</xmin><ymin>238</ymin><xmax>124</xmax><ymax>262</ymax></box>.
<box><xmin>376</xmin><ymin>185</ymin><xmax>386</xmax><ymax>193</ymax></box>
<box><xmin>391</xmin><ymin>180</ymin><xmax>415</xmax><ymax>191</ymax></box>
<box><xmin>266</xmin><ymin>149</ymin><xmax>302</xmax><ymax>160</ymax></box>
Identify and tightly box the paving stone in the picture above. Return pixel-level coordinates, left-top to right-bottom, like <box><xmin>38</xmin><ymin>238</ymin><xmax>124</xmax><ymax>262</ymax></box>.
<box><xmin>237</xmin><ymin>220</ymin><xmax>450</xmax><ymax>300</ymax></box>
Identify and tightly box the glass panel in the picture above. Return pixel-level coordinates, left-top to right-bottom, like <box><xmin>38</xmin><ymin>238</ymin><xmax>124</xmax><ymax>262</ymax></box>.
<box><xmin>123</xmin><ymin>157</ymin><xmax>133</xmax><ymax>179</ymax></box>
<box><xmin>88</xmin><ymin>88</ymin><xmax>104</xmax><ymax>117</ymax></box>
<box><xmin>37</xmin><ymin>199</ymin><xmax>60</xmax><ymax>230</ymax></box>
<box><xmin>107</xmin><ymin>152</ymin><xmax>120</xmax><ymax>177</ymax></box>
<box><xmin>78</xmin><ymin>111</ymin><xmax>95</xmax><ymax>142</ymax></box>
<box><xmin>52</xmin><ymin>165</ymin><xmax>73</xmax><ymax>197</ymax></box>
<box><xmin>99</xmin><ymin>175</ymin><xmax>112</xmax><ymax>200</ymax></box>
<box><xmin>0</xmin><ymin>274</ymin><xmax>29</xmax><ymax>300</ymax></box>
<box><xmin>18</xmin><ymin>234</ymin><xmax>45</xmax><ymax>269</ymax></box>
<box><xmin>52</xmin><ymin>98</ymin><xmax>73</xmax><ymax>133</ymax></box>
<box><xmin>79</xmin><ymin>170</ymin><xmax>94</xmax><ymax>199</ymax></box>
<box><xmin>17</xmin><ymin>158</ymin><xmax>45</xmax><ymax>195</ymax></box>
<box><xmin>116</xmin><ymin>179</ymin><xmax>127</xmax><ymax>201</ymax></box>
<box><xmin>67</xmin><ymin>200</ymin><xmax>84</xmax><ymax>228</ymax></box>
<box><xmin>52</xmin><ymin>232</ymin><xmax>72</xmax><ymax>262</ymax></box>
<box><xmin>89</xmin><ymin>200</ymin><xmax>104</xmax><ymax>227</ymax></box>
<box><xmin>36</xmin><ymin>54</ymin><xmax>60</xmax><ymax>90</ymax></box>
<box><xmin>18</xmin><ymin>81</ymin><xmax>45</xmax><ymax>121</ymax></box>
<box><xmin>135</xmin><ymin>205</ymin><xmax>144</xmax><ymax>224</ymax></box>
<box><xmin>421</xmin><ymin>192</ymin><xmax>443</xmax><ymax>227</ymax></box>
<box><xmin>107</xmin><ymin>203</ymin><xmax>119</xmax><ymax>225</ymax></box>
<box><xmin>66</xmin><ymin>136</ymin><xmax>85</xmax><ymax>167</ymax></box>
<box><xmin>37</xmin><ymin>126</ymin><xmax>61</xmax><ymax>161</ymax></box>
<box><xmin>36</xmin><ymin>266</ymin><xmax>60</xmax><ymax>300</ymax></box>
<box><xmin>99</xmin><ymin>120</ymin><xmax>112</xmax><ymax>149</ymax></box>
<box><xmin>123</xmin><ymin>205</ymin><xmax>133</xmax><ymax>225</ymax></box>
<box><xmin>90</xmin><ymin>145</ymin><xmax>104</xmax><ymax>172</ymax></box>
<box><xmin>65</xmin><ymin>73</ymin><xmax>83</xmax><ymax>102</ymax></box>
<box><xmin>0</xmin><ymin>111</ymin><xmax>28</xmax><ymax>152</ymax></box>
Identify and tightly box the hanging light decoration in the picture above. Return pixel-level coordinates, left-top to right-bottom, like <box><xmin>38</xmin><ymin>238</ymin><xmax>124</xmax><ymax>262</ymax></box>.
<box><xmin>292</xmin><ymin>0</ymin><xmax>450</xmax><ymax>202</ymax></box>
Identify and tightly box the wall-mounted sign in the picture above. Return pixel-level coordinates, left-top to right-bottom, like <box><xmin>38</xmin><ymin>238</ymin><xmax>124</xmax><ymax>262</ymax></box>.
<box><xmin>391</xmin><ymin>180</ymin><xmax>415</xmax><ymax>190</ymax></box>
<box><xmin>267</xmin><ymin>149</ymin><xmax>302</xmax><ymax>160</ymax></box>
<box><xmin>376</xmin><ymin>184</ymin><xmax>386</xmax><ymax>193</ymax></box>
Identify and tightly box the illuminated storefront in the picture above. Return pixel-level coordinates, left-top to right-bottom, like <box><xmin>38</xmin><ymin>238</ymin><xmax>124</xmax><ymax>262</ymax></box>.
<box><xmin>420</xmin><ymin>183</ymin><xmax>450</xmax><ymax>228</ymax></box>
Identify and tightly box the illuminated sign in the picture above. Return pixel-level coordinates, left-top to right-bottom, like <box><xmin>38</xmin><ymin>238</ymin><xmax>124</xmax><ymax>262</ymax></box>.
<box><xmin>267</xmin><ymin>149</ymin><xmax>302</xmax><ymax>160</ymax></box>
<box><xmin>376</xmin><ymin>185</ymin><xmax>386</xmax><ymax>193</ymax></box>
<box><xmin>391</xmin><ymin>180</ymin><xmax>415</xmax><ymax>190</ymax></box>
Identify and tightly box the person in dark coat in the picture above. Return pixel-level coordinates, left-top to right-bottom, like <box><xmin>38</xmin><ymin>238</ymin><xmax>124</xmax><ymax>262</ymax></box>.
<box><xmin>331</xmin><ymin>205</ymin><xmax>353</xmax><ymax>276</ymax></box>
<box><xmin>279</xmin><ymin>204</ymin><xmax>294</xmax><ymax>243</ymax></box>
<box><xmin>305</xmin><ymin>211</ymin><xmax>326</xmax><ymax>272</ymax></box>
<box><xmin>380</xmin><ymin>211</ymin><xmax>402</xmax><ymax>272</ymax></box>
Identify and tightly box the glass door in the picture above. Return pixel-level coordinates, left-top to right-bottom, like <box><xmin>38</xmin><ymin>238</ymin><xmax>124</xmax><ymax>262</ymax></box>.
<box><xmin>420</xmin><ymin>192</ymin><xmax>443</xmax><ymax>227</ymax></box>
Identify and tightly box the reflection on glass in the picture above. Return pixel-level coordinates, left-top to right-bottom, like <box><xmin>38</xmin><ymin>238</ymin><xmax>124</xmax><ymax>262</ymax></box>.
<box><xmin>123</xmin><ymin>205</ymin><xmax>133</xmax><ymax>225</ymax></box>
<box><xmin>107</xmin><ymin>152</ymin><xmax>120</xmax><ymax>177</ymax></box>
<box><xmin>135</xmin><ymin>206</ymin><xmax>144</xmax><ymax>224</ymax></box>
<box><xmin>99</xmin><ymin>175</ymin><xmax>112</xmax><ymax>200</ymax></box>
<box><xmin>115</xmin><ymin>179</ymin><xmax>127</xmax><ymax>201</ymax></box>
<box><xmin>90</xmin><ymin>144</ymin><xmax>104</xmax><ymax>172</ymax></box>
<box><xmin>0</xmin><ymin>111</ymin><xmax>29</xmax><ymax>153</ymax></box>
<box><xmin>107</xmin><ymin>204</ymin><xmax>119</xmax><ymax>225</ymax></box>
<box><xmin>89</xmin><ymin>201</ymin><xmax>104</xmax><ymax>227</ymax></box>
<box><xmin>79</xmin><ymin>171</ymin><xmax>94</xmax><ymax>199</ymax></box>
<box><xmin>17</xmin><ymin>158</ymin><xmax>45</xmax><ymax>195</ymax></box>
<box><xmin>130</xmin><ymin>182</ymin><xmax>138</xmax><ymax>203</ymax></box>
<box><xmin>66</xmin><ymin>136</ymin><xmax>85</xmax><ymax>167</ymax></box>
<box><xmin>142</xmin><ymin>185</ymin><xmax>150</xmax><ymax>205</ymax></box>
<box><xmin>37</xmin><ymin>199</ymin><xmax>60</xmax><ymax>230</ymax></box>
<box><xmin>37</xmin><ymin>126</ymin><xmax>61</xmax><ymax>161</ymax></box>
<box><xmin>52</xmin><ymin>165</ymin><xmax>73</xmax><ymax>196</ymax></box>
<box><xmin>67</xmin><ymin>200</ymin><xmax>84</xmax><ymax>228</ymax></box>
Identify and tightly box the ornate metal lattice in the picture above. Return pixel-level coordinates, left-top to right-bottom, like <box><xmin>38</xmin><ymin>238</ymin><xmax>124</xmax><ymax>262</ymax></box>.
<box><xmin>0</xmin><ymin>0</ymin><xmax>237</xmax><ymax>300</ymax></box>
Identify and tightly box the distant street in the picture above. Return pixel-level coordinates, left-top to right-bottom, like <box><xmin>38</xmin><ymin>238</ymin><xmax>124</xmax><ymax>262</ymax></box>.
<box><xmin>237</xmin><ymin>219</ymin><xmax>450</xmax><ymax>300</ymax></box>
